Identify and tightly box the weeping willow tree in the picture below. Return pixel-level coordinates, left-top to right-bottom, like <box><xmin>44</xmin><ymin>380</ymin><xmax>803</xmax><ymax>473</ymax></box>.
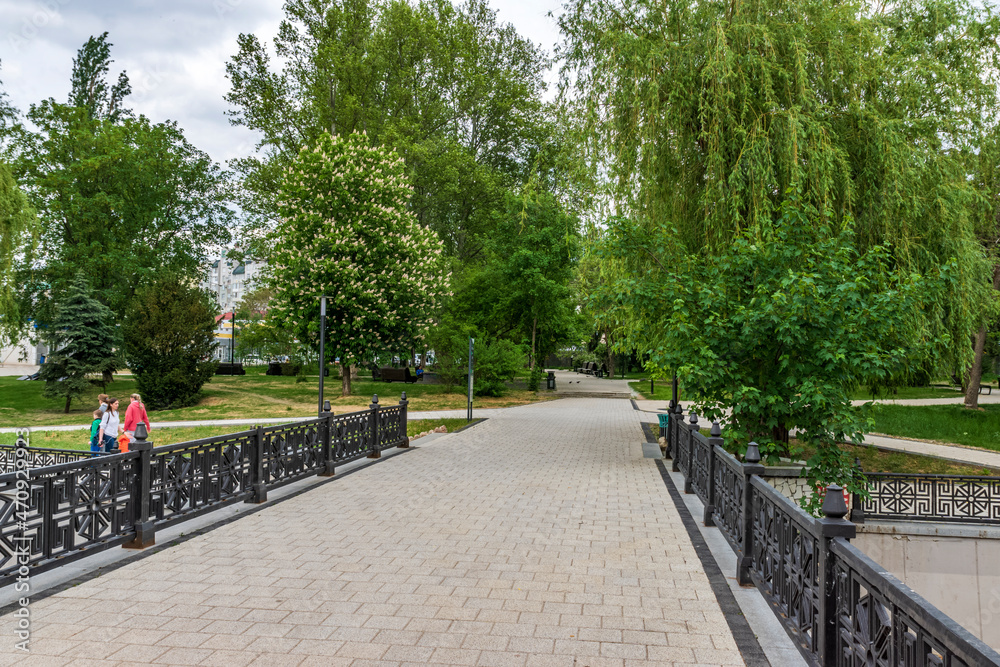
<box><xmin>965</xmin><ymin>128</ymin><xmax>1000</xmax><ymax>409</ymax></box>
<box><xmin>560</xmin><ymin>0</ymin><xmax>1000</xmax><ymax>376</ymax></box>
<box><xmin>559</xmin><ymin>0</ymin><xmax>1000</xmax><ymax>494</ymax></box>
<box><xmin>560</xmin><ymin>0</ymin><xmax>1000</xmax><ymax>364</ymax></box>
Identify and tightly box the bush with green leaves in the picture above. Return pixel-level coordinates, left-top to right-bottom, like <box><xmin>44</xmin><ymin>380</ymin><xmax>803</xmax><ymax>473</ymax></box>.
<box><xmin>472</xmin><ymin>337</ymin><xmax>523</xmax><ymax>397</ymax></box>
<box><xmin>591</xmin><ymin>199</ymin><xmax>952</xmax><ymax>510</ymax></box>
<box><xmin>123</xmin><ymin>274</ymin><xmax>218</xmax><ymax>409</ymax></box>
<box><xmin>39</xmin><ymin>273</ymin><xmax>119</xmax><ymax>413</ymax></box>
<box><xmin>428</xmin><ymin>322</ymin><xmax>523</xmax><ymax>397</ymax></box>
<box><xmin>527</xmin><ymin>366</ymin><xmax>544</xmax><ymax>392</ymax></box>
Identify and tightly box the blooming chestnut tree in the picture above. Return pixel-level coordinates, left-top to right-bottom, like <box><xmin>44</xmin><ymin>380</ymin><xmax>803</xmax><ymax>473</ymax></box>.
<box><xmin>266</xmin><ymin>132</ymin><xmax>449</xmax><ymax>396</ymax></box>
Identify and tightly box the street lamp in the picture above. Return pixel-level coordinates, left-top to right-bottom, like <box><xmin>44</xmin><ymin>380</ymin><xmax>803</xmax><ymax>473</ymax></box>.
<box><xmin>318</xmin><ymin>296</ymin><xmax>327</xmax><ymax>416</ymax></box>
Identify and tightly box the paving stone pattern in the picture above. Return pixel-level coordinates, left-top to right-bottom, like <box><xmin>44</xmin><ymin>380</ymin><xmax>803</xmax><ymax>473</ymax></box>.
<box><xmin>0</xmin><ymin>398</ymin><xmax>745</xmax><ymax>666</ymax></box>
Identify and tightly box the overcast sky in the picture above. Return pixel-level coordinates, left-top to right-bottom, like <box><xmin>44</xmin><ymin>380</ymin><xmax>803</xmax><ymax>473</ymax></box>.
<box><xmin>0</xmin><ymin>0</ymin><xmax>564</xmax><ymax>167</ymax></box>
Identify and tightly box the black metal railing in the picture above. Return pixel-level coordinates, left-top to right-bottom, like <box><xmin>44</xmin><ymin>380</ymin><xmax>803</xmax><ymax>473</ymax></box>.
<box><xmin>853</xmin><ymin>472</ymin><xmax>1000</xmax><ymax>525</ymax></box>
<box><xmin>663</xmin><ymin>407</ymin><xmax>1000</xmax><ymax>666</ymax></box>
<box><xmin>0</xmin><ymin>443</ymin><xmax>93</xmax><ymax>472</ymax></box>
<box><xmin>0</xmin><ymin>394</ymin><xmax>410</xmax><ymax>586</ymax></box>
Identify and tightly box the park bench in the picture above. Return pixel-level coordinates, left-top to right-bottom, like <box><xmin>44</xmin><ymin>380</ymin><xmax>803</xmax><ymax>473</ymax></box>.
<box><xmin>216</xmin><ymin>362</ymin><xmax>246</xmax><ymax>375</ymax></box>
<box><xmin>377</xmin><ymin>366</ymin><xmax>421</xmax><ymax>383</ymax></box>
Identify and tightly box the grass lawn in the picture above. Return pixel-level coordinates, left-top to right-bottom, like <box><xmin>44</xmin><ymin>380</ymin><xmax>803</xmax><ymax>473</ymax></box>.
<box><xmin>796</xmin><ymin>442</ymin><xmax>997</xmax><ymax>476</ymax></box>
<box><xmin>684</xmin><ymin>428</ymin><xmax>998</xmax><ymax>476</ymax></box>
<box><xmin>868</xmin><ymin>403</ymin><xmax>1000</xmax><ymax>453</ymax></box>
<box><xmin>628</xmin><ymin>380</ymin><xmax>678</xmax><ymax>402</ymax></box>
<box><xmin>849</xmin><ymin>385</ymin><xmax>965</xmax><ymax>401</ymax></box>
<box><xmin>4</xmin><ymin>418</ymin><xmax>472</xmax><ymax>452</ymax></box>
<box><xmin>0</xmin><ymin>374</ymin><xmax>552</xmax><ymax>429</ymax></box>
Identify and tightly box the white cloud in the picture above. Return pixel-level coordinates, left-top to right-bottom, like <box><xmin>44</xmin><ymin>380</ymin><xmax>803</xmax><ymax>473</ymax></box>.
<box><xmin>0</xmin><ymin>0</ymin><xmax>564</xmax><ymax>165</ymax></box>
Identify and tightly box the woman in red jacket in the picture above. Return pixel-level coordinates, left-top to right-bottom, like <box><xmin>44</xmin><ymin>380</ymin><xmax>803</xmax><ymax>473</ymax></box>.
<box><xmin>123</xmin><ymin>393</ymin><xmax>151</xmax><ymax>443</ymax></box>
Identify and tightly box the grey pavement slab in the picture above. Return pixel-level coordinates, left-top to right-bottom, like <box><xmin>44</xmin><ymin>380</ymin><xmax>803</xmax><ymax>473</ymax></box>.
<box><xmin>548</xmin><ymin>369</ymin><xmax>633</xmax><ymax>398</ymax></box>
<box><xmin>0</xmin><ymin>397</ymin><xmax>805</xmax><ymax>665</ymax></box>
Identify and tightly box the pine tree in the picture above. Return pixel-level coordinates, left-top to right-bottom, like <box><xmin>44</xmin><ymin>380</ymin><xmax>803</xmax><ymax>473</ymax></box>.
<box><xmin>39</xmin><ymin>273</ymin><xmax>117</xmax><ymax>413</ymax></box>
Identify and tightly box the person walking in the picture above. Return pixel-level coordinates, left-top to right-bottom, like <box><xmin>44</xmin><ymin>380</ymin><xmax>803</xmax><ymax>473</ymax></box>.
<box><xmin>98</xmin><ymin>394</ymin><xmax>109</xmax><ymax>414</ymax></box>
<box><xmin>98</xmin><ymin>397</ymin><xmax>122</xmax><ymax>453</ymax></box>
<box><xmin>123</xmin><ymin>393</ymin><xmax>150</xmax><ymax>444</ymax></box>
<box><xmin>89</xmin><ymin>409</ymin><xmax>103</xmax><ymax>455</ymax></box>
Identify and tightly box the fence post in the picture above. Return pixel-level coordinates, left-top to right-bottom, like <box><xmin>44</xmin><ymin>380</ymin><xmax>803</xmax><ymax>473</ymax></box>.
<box><xmin>246</xmin><ymin>424</ymin><xmax>267</xmax><ymax>503</ymax></box>
<box><xmin>368</xmin><ymin>395</ymin><xmax>381</xmax><ymax>458</ymax></box>
<box><xmin>319</xmin><ymin>401</ymin><xmax>336</xmax><ymax>477</ymax></box>
<box><xmin>703</xmin><ymin>421</ymin><xmax>721</xmax><ymax>526</ymax></box>
<box><xmin>671</xmin><ymin>404</ymin><xmax>683</xmax><ymax>472</ymax></box>
<box><xmin>124</xmin><ymin>424</ymin><xmax>155</xmax><ymax>549</ymax></box>
<box><xmin>397</xmin><ymin>392</ymin><xmax>410</xmax><ymax>448</ymax></box>
<box><xmin>817</xmin><ymin>484</ymin><xmax>857</xmax><ymax>665</ymax></box>
<box><xmin>737</xmin><ymin>442</ymin><xmax>765</xmax><ymax>586</ymax></box>
<box><xmin>849</xmin><ymin>457</ymin><xmax>865</xmax><ymax>524</ymax></box>
<box><xmin>684</xmin><ymin>413</ymin><xmax>698</xmax><ymax>494</ymax></box>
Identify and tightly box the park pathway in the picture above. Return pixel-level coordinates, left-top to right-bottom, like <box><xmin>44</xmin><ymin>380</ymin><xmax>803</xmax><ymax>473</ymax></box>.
<box><xmin>0</xmin><ymin>398</ymin><xmax>761</xmax><ymax>666</ymax></box>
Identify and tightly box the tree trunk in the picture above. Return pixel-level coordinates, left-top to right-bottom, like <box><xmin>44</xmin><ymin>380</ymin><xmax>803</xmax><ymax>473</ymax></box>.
<box><xmin>530</xmin><ymin>318</ymin><xmax>537</xmax><ymax>370</ymax></box>
<box><xmin>103</xmin><ymin>370</ymin><xmax>113</xmax><ymax>384</ymax></box>
<box><xmin>341</xmin><ymin>361</ymin><xmax>352</xmax><ymax>397</ymax></box>
<box><xmin>606</xmin><ymin>331</ymin><xmax>615</xmax><ymax>378</ymax></box>
<box><xmin>964</xmin><ymin>263</ymin><xmax>1000</xmax><ymax>409</ymax></box>
<box><xmin>64</xmin><ymin>394</ymin><xmax>71</xmax><ymax>414</ymax></box>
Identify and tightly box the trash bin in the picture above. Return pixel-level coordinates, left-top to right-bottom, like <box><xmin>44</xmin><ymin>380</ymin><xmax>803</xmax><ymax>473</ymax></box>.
<box><xmin>546</xmin><ymin>371</ymin><xmax>556</xmax><ymax>390</ymax></box>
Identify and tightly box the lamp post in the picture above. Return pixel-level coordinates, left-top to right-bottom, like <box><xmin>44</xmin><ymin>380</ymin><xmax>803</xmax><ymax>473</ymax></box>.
<box><xmin>230</xmin><ymin>312</ymin><xmax>237</xmax><ymax>375</ymax></box>
<box><xmin>318</xmin><ymin>296</ymin><xmax>327</xmax><ymax>416</ymax></box>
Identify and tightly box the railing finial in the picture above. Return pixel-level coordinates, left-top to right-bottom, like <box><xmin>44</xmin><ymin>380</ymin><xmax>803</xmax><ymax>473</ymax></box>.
<box><xmin>688</xmin><ymin>413</ymin><xmax>698</xmax><ymax>425</ymax></box>
<box><xmin>745</xmin><ymin>441</ymin><xmax>761</xmax><ymax>464</ymax></box>
<box><xmin>710</xmin><ymin>420</ymin><xmax>721</xmax><ymax>437</ymax></box>
<box><xmin>821</xmin><ymin>484</ymin><xmax>849</xmax><ymax>520</ymax></box>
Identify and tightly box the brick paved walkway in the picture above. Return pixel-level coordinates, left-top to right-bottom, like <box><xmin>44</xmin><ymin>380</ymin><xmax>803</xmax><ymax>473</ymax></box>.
<box><xmin>1</xmin><ymin>398</ymin><xmax>746</xmax><ymax>666</ymax></box>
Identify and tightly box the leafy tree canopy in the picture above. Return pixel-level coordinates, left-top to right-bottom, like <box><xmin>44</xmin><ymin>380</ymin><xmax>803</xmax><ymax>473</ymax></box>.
<box><xmin>226</xmin><ymin>0</ymin><xmax>551</xmax><ymax>261</ymax></box>
<box><xmin>560</xmin><ymin>0</ymin><xmax>1000</xmax><ymax>375</ymax></box>
<box><xmin>266</xmin><ymin>131</ymin><xmax>449</xmax><ymax>396</ymax></box>
<box><xmin>446</xmin><ymin>191</ymin><xmax>581</xmax><ymax>367</ymax></box>
<box><xmin>0</xmin><ymin>59</ymin><xmax>15</xmax><ymax>134</ymax></box>
<box><xmin>591</xmin><ymin>198</ymin><xmax>952</xmax><ymax>508</ymax></box>
<box><xmin>10</xmin><ymin>34</ymin><xmax>235</xmax><ymax>327</ymax></box>
<box><xmin>0</xmin><ymin>160</ymin><xmax>35</xmax><ymax>348</ymax></box>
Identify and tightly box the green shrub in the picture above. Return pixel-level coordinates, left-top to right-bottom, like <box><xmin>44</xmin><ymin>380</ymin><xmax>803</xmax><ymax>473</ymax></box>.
<box><xmin>527</xmin><ymin>366</ymin><xmax>543</xmax><ymax>392</ymax></box>
<box><xmin>123</xmin><ymin>274</ymin><xmax>218</xmax><ymax>409</ymax></box>
<box><xmin>473</xmin><ymin>338</ymin><xmax>523</xmax><ymax>397</ymax></box>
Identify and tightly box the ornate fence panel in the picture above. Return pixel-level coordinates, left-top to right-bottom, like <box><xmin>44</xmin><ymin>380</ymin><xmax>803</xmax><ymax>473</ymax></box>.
<box><xmin>261</xmin><ymin>418</ymin><xmax>325</xmax><ymax>488</ymax></box>
<box><xmin>0</xmin><ymin>444</ymin><xmax>93</xmax><ymax>474</ymax></box>
<box><xmin>712</xmin><ymin>447</ymin><xmax>745</xmax><ymax>553</ymax></box>
<box><xmin>830</xmin><ymin>537</ymin><xmax>998</xmax><ymax>667</ymax></box>
<box><xmin>860</xmin><ymin>473</ymin><xmax>1000</xmax><ymax>524</ymax></box>
<box><xmin>690</xmin><ymin>431</ymin><xmax>712</xmax><ymax>506</ymax></box>
<box><xmin>0</xmin><ymin>452</ymin><xmax>138</xmax><ymax>582</ymax></box>
<box><xmin>0</xmin><ymin>400</ymin><xmax>411</xmax><ymax>588</ymax></box>
<box><xmin>148</xmin><ymin>430</ymin><xmax>256</xmax><ymax>525</ymax></box>
<box><xmin>377</xmin><ymin>406</ymin><xmax>405</xmax><ymax>450</ymax></box>
<box><xmin>334</xmin><ymin>409</ymin><xmax>375</xmax><ymax>463</ymax></box>
<box><xmin>749</xmin><ymin>477</ymin><xmax>823</xmax><ymax>662</ymax></box>
<box><xmin>674</xmin><ymin>418</ymin><xmax>690</xmax><ymax>478</ymax></box>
